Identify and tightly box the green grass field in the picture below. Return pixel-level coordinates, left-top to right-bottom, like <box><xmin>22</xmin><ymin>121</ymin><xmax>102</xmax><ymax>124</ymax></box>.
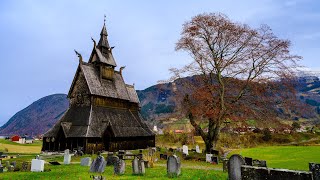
<box><xmin>2</xmin><ymin>137</ymin><xmax>320</xmax><ymax>179</ymax></box>
<box><xmin>0</xmin><ymin>139</ymin><xmax>42</xmax><ymax>153</ymax></box>
<box><xmin>230</xmin><ymin>145</ymin><xmax>320</xmax><ymax>171</ymax></box>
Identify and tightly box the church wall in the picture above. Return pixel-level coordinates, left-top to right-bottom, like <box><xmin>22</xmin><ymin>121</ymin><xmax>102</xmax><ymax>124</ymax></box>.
<box><xmin>93</xmin><ymin>96</ymin><xmax>139</xmax><ymax>111</ymax></box>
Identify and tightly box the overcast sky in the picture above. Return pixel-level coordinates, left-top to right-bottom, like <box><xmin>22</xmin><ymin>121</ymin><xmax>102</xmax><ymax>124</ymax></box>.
<box><xmin>1</xmin><ymin>0</ymin><xmax>320</xmax><ymax>126</ymax></box>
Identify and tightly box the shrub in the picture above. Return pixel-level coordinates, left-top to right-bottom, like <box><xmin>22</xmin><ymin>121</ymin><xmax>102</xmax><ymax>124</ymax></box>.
<box><xmin>262</xmin><ymin>128</ymin><xmax>272</xmax><ymax>141</ymax></box>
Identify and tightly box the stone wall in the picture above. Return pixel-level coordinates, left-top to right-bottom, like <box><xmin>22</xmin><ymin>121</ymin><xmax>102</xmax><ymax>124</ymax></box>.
<box><xmin>241</xmin><ymin>165</ymin><xmax>312</xmax><ymax>180</ymax></box>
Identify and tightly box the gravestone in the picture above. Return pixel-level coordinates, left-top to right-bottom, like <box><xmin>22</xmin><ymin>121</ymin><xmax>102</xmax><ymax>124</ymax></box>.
<box><xmin>21</xmin><ymin>162</ymin><xmax>30</xmax><ymax>171</ymax></box>
<box><xmin>253</xmin><ymin>159</ymin><xmax>267</xmax><ymax>167</ymax></box>
<box><xmin>245</xmin><ymin>157</ymin><xmax>253</xmax><ymax>166</ymax></box>
<box><xmin>132</xmin><ymin>157</ymin><xmax>145</xmax><ymax>175</ymax></box>
<box><xmin>182</xmin><ymin>145</ymin><xmax>188</xmax><ymax>155</ymax></box>
<box><xmin>223</xmin><ymin>159</ymin><xmax>228</xmax><ymax>172</ymax></box>
<box><xmin>31</xmin><ymin>159</ymin><xmax>45</xmax><ymax>172</ymax></box>
<box><xmin>90</xmin><ymin>155</ymin><xmax>106</xmax><ymax>173</ymax></box>
<box><xmin>196</xmin><ymin>145</ymin><xmax>201</xmax><ymax>153</ymax></box>
<box><xmin>81</xmin><ymin>157</ymin><xmax>92</xmax><ymax>166</ymax></box>
<box><xmin>5</xmin><ymin>161</ymin><xmax>10</xmax><ymax>168</ymax></box>
<box><xmin>114</xmin><ymin>158</ymin><xmax>125</xmax><ymax>175</ymax></box>
<box><xmin>10</xmin><ymin>161</ymin><xmax>16</xmax><ymax>168</ymax></box>
<box><xmin>211</xmin><ymin>156</ymin><xmax>219</xmax><ymax>164</ymax></box>
<box><xmin>167</xmin><ymin>155</ymin><xmax>181</xmax><ymax>177</ymax></box>
<box><xmin>64</xmin><ymin>149</ymin><xmax>71</xmax><ymax>165</ymax></box>
<box><xmin>125</xmin><ymin>151</ymin><xmax>133</xmax><ymax>159</ymax></box>
<box><xmin>309</xmin><ymin>162</ymin><xmax>320</xmax><ymax>180</ymax></box>
<box><xmin>7</xmin><ymin>165</ymin><xmax>14</xmax><ymax>172</ymax></box>
<box><xmin>206</xmin><ymin>154</ymin><xmax>213</xmax><ymax>163</ymax></box>
<box><xmin>228</xmin><ymin>154</ymin><xmax>245</xmax><ymax>180</ymax></box>
<box><xmin>144</xmin><ymin>160</ymin><xmax>150</xmax><ymax>168</ymax></box>
<box><xmin>160</xmin><ymin>154</ymin><xmax>168</xmax><ymax>160</ymax></box>
<box><xmin>106</xmin><ymin>153</ymin><xmax>118</xmax><ymax>166</ymax></box>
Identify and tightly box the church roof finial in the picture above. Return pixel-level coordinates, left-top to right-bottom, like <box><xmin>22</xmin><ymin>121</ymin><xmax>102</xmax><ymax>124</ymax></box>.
<box><xmin>98</xmin><ymin>15</ymin><xmax>110</xmax><ymax>48</ymax></box>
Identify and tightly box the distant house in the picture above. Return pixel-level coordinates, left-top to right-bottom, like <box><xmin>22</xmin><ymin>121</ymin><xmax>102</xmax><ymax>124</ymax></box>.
<box><xmin>174</xmin><ymin>129</ymin><xmax>185</xmax><ymax>134</ymax></box>
<box><xmin>233</xmin><ymin>127</ymin><xmax>248</xmax><ymax>134</ymax></box>
<box><xmin>19</xmin><ymin>136</ymin><xmax>34</xmax><ymax>144</ymax></box>
<box><xmin>11</xmin><ymin>135</ymin><xmax>20</xmax><ymax>142</ymax></box>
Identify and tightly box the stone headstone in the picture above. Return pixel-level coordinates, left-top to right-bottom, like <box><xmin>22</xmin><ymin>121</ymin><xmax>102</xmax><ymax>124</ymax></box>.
<box><xmin>10</xmin><ymin>161</ymin><xmax>16</xmax><ymax>168</ymax></box>
<box><xmin>90</xmin><ymin>155</ymin><xmax>106</xmax><ymax>173</ymax></box>
<box><xmin>253</xmin><ymin>159</ymin><xmax>267</xmax><ymax>167</ymax></box>
<box><xmin>196</xmin><ymin>145</ymin><xmax>201</xmax><ymax>153</ymax></box>
<box><xmin>21</xmin><ymin>162</ymin><xmax>30</xmax><ymax>171</ymax></box>
<box><xmin>64</xmin><ymin>149</ymin><xmax>71</xmax><ymax>165</ymax></box>
<box><xmin>5</xmin><ymin>161</ymin><xmax>10</xmax><ymax>168</ymax></box>
<box><xmin>160</xmin><ymin>154</ymin><xmax>168</xmax><ymax>160</ymax></box>
<box><xmin>211</xmin><ymin>156</ymin><xmax>219</xmax><ymax>164</ymax></box>
<box><xmin>245</xmin><ymin>157</ymin><xmax>253</xmax><ymax>166</ymax></box>
<box><xmin>139</xmin><ymin>159</ymin><xmax>145</xmax><ymax>174</ymax></box>
<box><xmin>223</xmin><ymin>159</ymin><xmax>228</xmax><ymax>172</ymax></box>
<box><xmin>228</xmin><ymin>154</ymin><xmax>245</xmax><ymax>180</ymax></box>
<box><xmin>144</xmin><ymin>160</ymin><xmax>150</xmax><ymax>168</ymax></box>
<box><xmin>80</xmin><ymin>157</ymin><xmax>92</xmax><ymax>166</ymax></box>
<box><xmin>182</xmin><ymin>145</ymin><xmax>188</xmax><ymax>155</ymax></box>
<box><xmin>132</xmin><ymin>157</ymin><xmax>145</xmax><ymax>175</ymax></box>
<box><xmin>206</xmin><ymin>154</ymin><xmax>213</xmax><ymax>163</ymax></box>
<box><xmin>167</xmin><ymin>155</ymin><xmax>181</xmax><ymax>177</ymax></box>
<box><xmin>7</xmin><ymin>165</ymin><xmax>14</xmax><ymax>172</ymax></box>
<box><xmin>114</xmin><ymin>158</ymin><xmax>125</xmax><ymax>175</ymax></box>
<box><xmin>309</xmin><ymin>162</ymin><xmax>320</xmax><ymax>180</ymax></box>
<box><xmin>31</xmin><ymin>159</ymin><xmax>45</xmax><ymax>172</ymax></box>
<box><xmin>106</xmin><ymin>153</ymin><xmax>118</xmax><ymax>166</ymax></box>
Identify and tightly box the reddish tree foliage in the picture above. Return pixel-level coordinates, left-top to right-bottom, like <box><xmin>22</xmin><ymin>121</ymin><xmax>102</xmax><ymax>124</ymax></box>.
<box><xmin>171</xmin><ymin>13</ymin><xmax>302</xmax><ymax>152</ymax></box>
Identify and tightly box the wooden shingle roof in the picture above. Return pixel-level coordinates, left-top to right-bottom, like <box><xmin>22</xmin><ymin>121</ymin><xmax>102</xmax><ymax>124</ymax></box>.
<box><xmin>80</xmin><ymin>64</ymin><xmax>139</xmax><ymax>103</ymax></box>
<box><xmin>43</xmin><ymin>106</ymin><xmax>153</xmax><ymax>138</ymax></box>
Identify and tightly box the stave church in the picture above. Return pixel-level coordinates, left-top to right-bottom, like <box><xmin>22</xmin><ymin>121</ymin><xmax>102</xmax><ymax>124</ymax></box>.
<box><xmin>42</xmin><ymin>20</ymin><xmax>155</xmax><ymax>153</ymax></box>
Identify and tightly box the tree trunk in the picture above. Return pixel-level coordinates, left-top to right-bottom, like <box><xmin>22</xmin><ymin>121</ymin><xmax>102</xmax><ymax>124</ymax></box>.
<box><xmin>204</xmin><ymin>138</ymin><xmax>213</xmax><ymax>153</ymax></box>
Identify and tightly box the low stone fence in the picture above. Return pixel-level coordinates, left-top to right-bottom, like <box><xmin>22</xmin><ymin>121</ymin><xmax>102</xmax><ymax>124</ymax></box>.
<box><xmin>228</xmin><ymin>154</ymin><xmax>319</xmax><ymax>180</ymax></box>
<box><xmin>241</xmin><ymin>165</ymin><xmax>312</xmax><ymax>180</ymax></box>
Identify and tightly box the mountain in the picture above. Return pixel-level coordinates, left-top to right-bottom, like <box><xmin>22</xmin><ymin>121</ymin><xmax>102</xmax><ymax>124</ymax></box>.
<box><xmin>1</xmin><ymin>75</ymin><xmax>320</xmax><ymax>136</ymax></box>
<box><xmin>0</xmin><ymin>94</ymin><xmax>69</xmax><ymax>136</ymax></box>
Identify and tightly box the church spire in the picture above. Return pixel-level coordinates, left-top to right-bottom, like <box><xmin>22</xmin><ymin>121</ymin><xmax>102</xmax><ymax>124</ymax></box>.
<box><xmin>98</xmin><ymin>15</ymin><xmax>110</xmax><ymax>48</ymax></box>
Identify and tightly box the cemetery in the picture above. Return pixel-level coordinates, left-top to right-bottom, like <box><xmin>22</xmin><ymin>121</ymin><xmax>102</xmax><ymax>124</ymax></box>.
<box><xmin>1</xmin><ymin>143</ymin><xmax>320</xmax><ymax>179</ymax></box>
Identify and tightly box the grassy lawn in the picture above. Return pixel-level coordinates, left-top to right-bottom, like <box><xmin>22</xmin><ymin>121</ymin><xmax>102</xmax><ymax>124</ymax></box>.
<box><xmin>230</xmin><ymin>145</ymin><xmax>320</xmax><ymax>171</ymax></box>
<box><xmin>0</xmin><ymin>156</ymin><xmax>227</xmax><ymax>180</ymax></box>
<box><xmin>0</xmin><ymin>139</ymin><xmax>42</xmax><ymax>154</ymax></box>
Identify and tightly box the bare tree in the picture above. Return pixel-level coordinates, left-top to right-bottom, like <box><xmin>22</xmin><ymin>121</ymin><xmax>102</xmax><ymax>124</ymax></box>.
<box><xmin>171</xmin><ymin>13</ymin><xmax>301</xmax><ymax>152</ymax></box>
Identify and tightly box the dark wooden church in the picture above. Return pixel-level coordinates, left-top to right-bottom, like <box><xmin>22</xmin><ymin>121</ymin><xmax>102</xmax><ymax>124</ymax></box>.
<box><xmin>42</xmin><ymin>22</ymin><xmax>155</xmax><ymax>153</ymax></box>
